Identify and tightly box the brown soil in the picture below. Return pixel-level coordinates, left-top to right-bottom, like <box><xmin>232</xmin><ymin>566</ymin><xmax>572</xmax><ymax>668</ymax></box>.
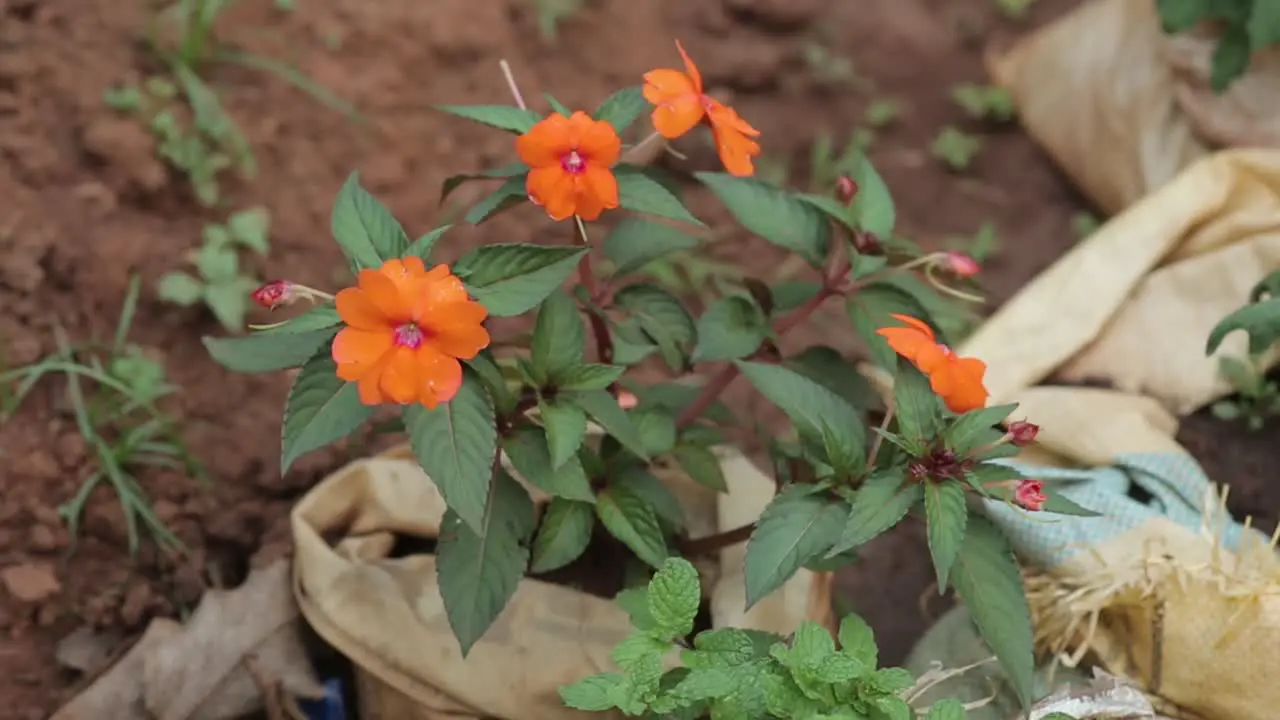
<box><xmin>2</xmin><ymin>0</ymin><xmax>1276</xmax><ymax>716</ymax></box>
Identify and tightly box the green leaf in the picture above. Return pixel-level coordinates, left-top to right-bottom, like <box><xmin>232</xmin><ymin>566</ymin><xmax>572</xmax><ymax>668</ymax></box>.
<box><xmin>944</xmin><ymin>403</ymin><xmax>1019</xmax><ymax>454</ymax></box>
<box><xmin>735</xmin><ymin>361</ymin><xmax>866</xmax><ymax>471</ymax></box>
<box><xmin>615</xmin><ymin>586</ymin><xmax>656</xmax><ymax>631</ymax></box>
<box><xmin>203</xmin><ymin>279</ymin><xmax>255</xmax><ymax>332</ymax></box>
<box><xmin>1210</xmin><ymin>24</ymin><xmax>1251</xmax><ymax>92</ymax></box>
<box><xmin>554</xmin><ymin>363</ymin><xmax>626</xmax><ymax>391</ymax></box>
<box><xmin>594</xmin><ymin>86</ymin><xmax>649</xmax><ymax>133</ymax></box>
<box><xmin>539</xmin><ymin>399</ymin><xmax>588</xmax><ymax>469</ymax></box>
<box><xmin>454</xmin><ymin>244</ymin><xmax>587</xmax><ymax>317</ymax></box>
<box><xmin>828</xmin><ymin>472</ymin><xmax>924</xmax><ymax>556</ymax></box>
<box><xmin>836</xmin><ymin>614</ymin><xmax>877</xmax><ymax>668</ymax></box>
<box><xmin>924</xmin><ymin>698</ymin><xmax>966</xmax><ymax>720</ymax></box>
<box><xmin>849</xmin><ymin>149</ymin><xmax>890</xmax><ymax>237</ymax></box>
<box><xmin>671</xmin><ymin>444</ymin><xmax>727</xmax><ymax>492</ymax></box>
<box><xmin>596</xmin><ymin>483</ymin><xmax>668</xmax><ymax>568</ymax></box>
<box><xmin>784</xmin><ymin>346</ymin><xmax>879</xmax><ymax>411</ymax></box>
<box><xmin>614</xmin><ymin>465</ymin><xmax>686</xmax><ymax>530</ymax></box>
<box><xmin>203</xmin><ymin>327</ymin><xmax>337</xmax><ymax>373</ymax></box>
<box><xmin>1156</xmin><ymin>0</ymin><xmax>1211</xmax><ymax>32</ymax></box>
<box><xmin>502</xmin><ymin>424</ymin><xmax>594</xmax><ymax>502</ymax></box>
<box><xmin>949</xmin><ymin>514</ymin><xmax>1035</xmax><ymax>710</ymax></box>
<box><xmin>695</xmin><ymin>172</ymin><xmax>831</xmax><ymax>265</ymax></box>
<box><xmin>1205</xmin><ymin>297</ymin><xmax>1280</xmax><ymax>355</ymax></box>
<box><xmin>227</xmin><ymin>206</ymin><xmax>270</xmax><ymax>254</ymax></box>
<box><xmin>531</xmin><ymin>289</ymin><xmax>585</xmax><ymax>381</ymax></box>
<box><xmin>870</xmin><ymin>695</ymin><xmax>913</xmax><ymax>720</ymax></box>
<box><xmin>257</xmin><ymin>303</ymin><xmax>342</xmax><ymax>335</ymax></box>
<box><xmin>565</xmin><ymin>389</ymin><xmax>649</xmax><ymax>459</ymax></box>
<box><xmin>602</xmin><ymin>217</ymin><xmax>700</xmax><ymax>276</ymax></box>
<box><xmin>893</xmin><ymin>361</ymin><xmax>943</xmax><ymax>445</ymax></box>
<box><xmin>631</xmin><ymin>408</ymin><xmax>677</xmax><ymax>457</ymax></box>
<box><xmin>195</xmin><ymin>242</ymin><xmax>239</xmax><ymax>282</ymax></box>
<box><xmin>846</xmin><ymin>283</ymin><xmax>933</xmax><ymax>370</ymax></box>
<box><xmin>648</xmin><ymin>557</ymin><xmax>701</xmax><ymax>640</ymax></box>
<box><xmin>615</xmin><ymin>284</ymin><xmax>697</xmax><ymax>372</ymax></box>
<box><xmin>405</xmin><ymin>371</ymin><xmax>498</xmax><ymax>534</ymax></box>
<box><xmin>530</xmin><ymin>498</ymin><xmax>594</xmax><ymax>573</ymax></box>
<box><xmin>440</xmin><ymin>163</ymin><xmax>528</xmax><ymax>203</ymax></box>
<box><xmin>559</xmin><ymin>672</ymin><xmax>628</xmax><ymax>712</ymax></box>
<box><xmin>405</xmin><ymin>224</ymin><xmax>451</xmax><ymax>261</ymax></box>
<box><xmin>435</xmin><ymin>469</ymin><xmax>534</xmax><ymax>655</ymax></box>
<box><xmin>464</xmin><ymin>176</ymin><xmax>528</xmax><ymax>225</ymax></box>
<box><xmin>280</xmin><ymin>347</ymin><xmax>373</xmax><ymax>472</ymax></box>
<box><xmin>1042</xmin><ymin>489</ymin><xmax>1102</xmax><ymax>517</ymax></box>
<box><xmin>543</xmin><ymin>92</ymin><xmax>571</xmax><ymax>116</ymax></box>
<box><xmin>616</xmin><ymin>165</ymin><xmax>704</xmax><ymax>226</ymax></box>
<box><xmin>330</xmin><ymin>172</ymin><xmax>409</xmax><ymax>270</ymax></box>
<box><xmin>157</xmin><ymin>271</ymin><xmax>205</xmax><ymax>307</ymax></box>
<box><xmin>693</xmin><ymin>295</ymin><xmax>768</xmax><ymax>363</ymax></box>
<box><xmin>435</xmin><ymin>104</ymin><xmax>542</xmax><ymax>133</ymax></box>
<box><xmin>744</xmin><ymin>486</ymin><xmax>846</xmax><ymax>608</ymax></box>
<box><xmin>923</xmin><ymin>481</ymin><xmax>967</xmax><ymax>588</ymax></box>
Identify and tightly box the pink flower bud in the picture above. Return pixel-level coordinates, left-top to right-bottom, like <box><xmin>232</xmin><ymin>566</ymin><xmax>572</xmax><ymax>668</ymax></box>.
<box><xmin>853</xmin><ymin>231</ymin><xmax>883</xmax><ymax>256</ymax></box>
<box><xmin>943</xmin><ymin>251</ymin><xmax>980</xmax><ymax>278</ymax></box>
<box><xmin>1007</xmin><ymin>420</ymin><xmax>1039</xmax><ymax>446</ymax></box>
<box><xmin>835</xmin><ymin>175</ymin><xmax>858</xmax><ymax>204</ymax></box>
<box><xmin>1013</xmin><ymin>479</ymin><xmax>1046</xmax><ymax>512</ymax></box>
<box><xmin>251</xmin><ymin>280</ymin><xmax>295</xmax><ymax>310</ymax></box>
<box><xmin>616</xmin><ymin>390</ymin><xmax>638</xmax><ymax>410</ymax></box>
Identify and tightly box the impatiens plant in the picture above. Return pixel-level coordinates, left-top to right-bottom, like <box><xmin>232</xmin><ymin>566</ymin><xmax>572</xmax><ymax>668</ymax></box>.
<box><xmin>202</xmin><ymin>39</ymin><xmax>1099</xmax><ymax>715</ymax></box>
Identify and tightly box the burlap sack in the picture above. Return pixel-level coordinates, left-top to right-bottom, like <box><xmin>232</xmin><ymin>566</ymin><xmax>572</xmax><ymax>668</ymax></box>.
<box><xmin>988</xmin><ymin>0</ymin><xmax>1280</xmax><ymax>215</ymax></box>
<box><xmin>899</xmin><ymin>149</ymin><xmax>1280</xmax><ymax>720</ymax></box>
<box><xmin>291</xmin><ymin>442</ymin><xmax>833</xmax><ymax>720</ymax></box>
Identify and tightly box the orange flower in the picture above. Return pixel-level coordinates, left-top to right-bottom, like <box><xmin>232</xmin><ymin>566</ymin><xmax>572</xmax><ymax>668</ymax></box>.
<box><xmin>876</xmin><ymin>314</ymin><xmax>988</xmax><ymax>414</ymax></box>
<box><xmin>642</xmin><ymin>40</ymin><xmax>761</xmax><ymax>177</ymax></box>
<box><xmin>332</xmin><ymin>257</ymin><xmax>490</xmax><ymax>408</ymax></box>
<box><xmin>515</xmin><ymin>111</ymin><xmax>621</xmax><ymax>221</ymax></box>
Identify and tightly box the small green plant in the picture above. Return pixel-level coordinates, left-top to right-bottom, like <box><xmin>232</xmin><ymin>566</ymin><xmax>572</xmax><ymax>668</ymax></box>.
<box><xmin>1070</xmin><ymin>211</ymin><xmax>1101</xmax><ymax>241</ymax></box>
<box><xmin>0</xmin><ymin>277</ymin><xmax>202</xmax><ymax>554</ymax></box>
<box><xmin>802</xmin><ymin>42</ymin><xmax>862</xmax><ymax>88</ymax></box>
<box><xmin>1157</xmin><ymin>0</ymin><xmax>1280</xmax><ymax>91</ymax></box>
<box><xmin>533</xmin><ymin>0</ymin><xmax>584</xmax><ymax>43</ymax></box>
<box><xmin>863</xmin><ymin>99</ymin><xmax>900</xmax><ymax>129</ymax></box>
<box><xmin>950</xmin><ymin>83</ymin><xmax>1016</xmax><ymax>122</ymax></box>
<box><xmin>560</xmin><ymin>558</ymin><xmax>972</xmax><ymax>719</ymax></box>
<box><xmin>947</xmin><ymin>221</ymin><xmax>1000</xmax><ymax>264</ymax></box>
<box><xmin>103</xmin><ymin>0</ymin><xmax>355</xmax><ymax>206</ymax></box>
<box><xmin>159</xmin><ymin>206</ymin><xmax>270</xmax><ymax>330</ymax></box>
<box><xmin>931</xmin><ymin>126</ymin><xmax>982</xmax><ymax>171</ymax></box>
<box><xmin>995</xmin><ymin>0</ymin><xmax>1038</xmax><ymax>20</ymax></box>
<box><xmin>1205</xmin><ymin>269</ymin><xmax>1280</xmax><ymax>429</ymax></box>
<box><xmin>1210</xmin><ymin>354</ymin><xmax>1280</xmax><ymax>430</ymax></box>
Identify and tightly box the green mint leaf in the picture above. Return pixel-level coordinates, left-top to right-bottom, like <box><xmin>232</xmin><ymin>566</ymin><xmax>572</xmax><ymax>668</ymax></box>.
<box><xmin>925</xmin><ymin>698</ymin><xmax>967</xmax><ymax>720</ymax></box>
<box><xmin>558</xmin><ymin>672</ymin><xmax>628</xmax><ymax>712</ymax></box>
<box><xmin>648</xmin><ymin>557</ymin><xmax>701</xmax><ymax>640</ymax></box>
<box><xmin>836</xmin><ymin>613</ymin><xmax>878</xmax><ymax>669</ymax></box>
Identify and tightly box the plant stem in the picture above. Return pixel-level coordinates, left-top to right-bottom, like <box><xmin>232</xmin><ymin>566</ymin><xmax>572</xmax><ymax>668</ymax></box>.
<box><xmin>499</xmin><ymin>59</ymin><xmax>527</xmax><ymax>111</ymax></box>
<box><xmin>865</xmin><ymin>406</ymin><xmax>895</xmax><ymax>468</ymax></box>
<box><xmin>679</xmin><ymin>521</ymin><xmax>754</xmax><ymax>556</ymax></box>
<box><xmin>675</xmin><ymin>278</ymin><xmax>842</xmax><ymax>430</ymax></box>
<box><xmin>574</xmin><ymin>217</ymin><xmax>614</xmax><ymax>365</ymax></box>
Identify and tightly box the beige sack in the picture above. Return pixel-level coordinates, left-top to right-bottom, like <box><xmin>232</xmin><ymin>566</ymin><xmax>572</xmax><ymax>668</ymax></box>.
<box><xmin>291</xmin><ymin>444</ymin><xmax>833</xmax><ymax>720</ymax></box>
<box><xmin>988</xmin><ymin>0</ymin><xmax>1280</xmax><ymax>214</ymax></box>
<box><xmin>943</xmin><ymin>149</ymin><xmax>1280</xmax><ymax>720</ymax></box>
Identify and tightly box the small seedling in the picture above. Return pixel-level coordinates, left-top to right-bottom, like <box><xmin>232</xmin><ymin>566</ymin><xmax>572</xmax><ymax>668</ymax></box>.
<box><xmin>948</xmin><ymin>221</ymin><xmax>1000</xmax><ymax>263</ymax></box>
<box><xmin>0</xmin><ymin>277</ymin><xmax>202</xmax><ymax>555</ymax></box>
<box><xmin>803</xmin><ymin>42</ymin><xmax>863</xmax><ymax>89</ymax></box>
<box><xmin>159</xmin><ymin>206</ymin><xmax>270</xmax><ymax>330</ymax></box>
<box><xmin>533</xmin><ymin>0</ymin><xmax>584</xmax><ymax>44</ymax></box>
<box><xmin>1071</xmin><ymin>211</ymin><xmax>1101</xmax><ymax>240</ymax></box>
<box><xmin>1211</xmin><ymin>354</ymin><xmax>1280</xmax><ymax>431</ymax></box>
<box><xmin>864</xmin><ymin>98</ymin><xmax>901</xmax><ymax>128</ymax></box>
<box><xmin>951</xmin><ymin>83</ymin><xmax>1016</xmax><ymax>122</ymax></box>
<box><xmin>931</xmin><ymin>126</ymin><xmax>982</xmax><ymax>171</ymax></box>
<box><xmin>996</xmin><ymin>0</ymin><xmax>1038</xmax><ymax>19</ymax></box>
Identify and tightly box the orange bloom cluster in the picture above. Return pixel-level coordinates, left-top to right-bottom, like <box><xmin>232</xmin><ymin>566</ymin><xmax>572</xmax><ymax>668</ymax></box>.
<box><xmin>876</xmin><ymin>314</ymin><xmax>988</xmax><ymax>414</ymax></box>
<box><xmin>643</xmin><ymin>40</ymin><xmax>761</xmax><ymax>177</ymax></box>
<box><xmin>516</xmin><ymin>111</ymin><xmax>621</xmax><ymax>222</ymax></box>
<box><xmin>332</xmin><ymin>257</ymin><xmax>490</xmax><ymax>408</ymax></box>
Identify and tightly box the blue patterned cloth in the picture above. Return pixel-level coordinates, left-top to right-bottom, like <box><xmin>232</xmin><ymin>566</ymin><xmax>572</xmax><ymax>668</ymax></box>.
<box><xmin>980</xmin><ymin>452</ymin><xmax>1260</xmax><ymax>569</ymax></box>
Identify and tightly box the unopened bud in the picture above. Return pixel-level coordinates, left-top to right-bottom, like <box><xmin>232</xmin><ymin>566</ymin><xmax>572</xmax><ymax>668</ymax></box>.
<box><xmin>852</xmin><ymin>231</ymin><xmax>883</xmax><ymax>256</ymax></box>
<box><xmin>1007</xmin><ymin>420</ymin><xmax>1039</xmax><ymax>446</ymax></box>
<box><xmin>251</xmin><ymin>280</ymin><xmax>296</xmax><ymax>310</ymax></box>
<box><xmin>616</xmin><ymin>390</ymin><xmax>638</xmax><ymax>410</ymax></box>
<box><xmin>1013</xmin><ymin>478</ymin><xmax>1046</xmax><ymax>512</ymax></box>
<box><xmin>943</xmin><ymin>251</ymin><xmax>980</xmax><ymax>278</ymax></box>
<box><xmin>907</xmin><ymin>461</ymin><xmax>929</xmax><ymax>481</ymax></box>
<box><xmin>835</xmin><ymin>175</ymin><xmax>858</xmax><ymax>204</ymax></box>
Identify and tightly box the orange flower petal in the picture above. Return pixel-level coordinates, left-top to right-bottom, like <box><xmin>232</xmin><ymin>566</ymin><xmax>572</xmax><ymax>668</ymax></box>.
<box><xmin>574</xmin><ymin>114</ymin><xmax>622</xmax><ymax>167</ymax></box>
<box><xmin>376</xmin><ymin>346</ymin><xmax>423</xmax><ymax>405</ymax></box>
<box><xmin>875</xmin><ymin>326</ymin><xmax>929</xmax><ymax>362</ymax></box>
<box><xmin>335</xmin><ymin>287</ymin><xmax>387</xmax><ymax>331</ymax></box>
<box><xmin>711</xmin><ymin>124</ymin><xmax>761</xmax><ymax>177</ymax></box>
<box><xmin>428</xmin><ymin>303</ymin><xmax>491</xmax><ymax>360</ymax></box>
<box><xmin>355</xmin><ymin>267</ymin><xmax>413</xmax><ymax>322</ymax></box>
<box><xmin>527</xmin><ymin>165</ymin><xmax>577</xmax><ymax>221</ymax></box>
<box><xmin>576</xmin><ymin>165</ymin><xmax>619</xmax><ymax>221</ymax></box>
<box><xmin>887</xmin><ymin>314</ymin><xmax>936</xmax><ymax>341</ymax></box>
<box><xmin>642</xmin><ymin>69</ymin><xmax>697</xmax><ymax>105</ymax></box>
<box><xmin>643</xmin><ymin>68</ymin><xmax>704</xmax><ymax>139</ymax></box>
<box><xmin>416</xmin><ymin>346</ymin><xmax>465</xmax><ymax>408</ymax></box>
<box><xmin>413</xmin><ymin>266</ymin><xmax>475</xmax><ymax>320</ymax></box>
<box><xmin>674</xmin><ymin>39</ymin><xmax>703</xmax><ymax>93</ymax></box>
<box><xmin>357</xmin><ymin>368</ymin><xmax>387</xmax><ymax>405</ymax></box>
<box><xmin>332</xmin><ymin>327</ymin><xmax>395</xmax><ymax>382</ymax></box>
<box><xmin>516</xmin><ymin>113</ymin><xmax>573</xmax><ymax>168</ymax></box>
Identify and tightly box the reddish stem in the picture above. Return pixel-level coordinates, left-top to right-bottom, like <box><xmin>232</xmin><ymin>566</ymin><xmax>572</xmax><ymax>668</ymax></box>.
<box><xmin>573</xmin><ymin>219</ymin><xmax>614</xmax><ymax>366</ymax></box>
<box><xmin>679</xmin><ymin>521</ymin><xmax>754</xmax><ymax>556</ymax></box>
